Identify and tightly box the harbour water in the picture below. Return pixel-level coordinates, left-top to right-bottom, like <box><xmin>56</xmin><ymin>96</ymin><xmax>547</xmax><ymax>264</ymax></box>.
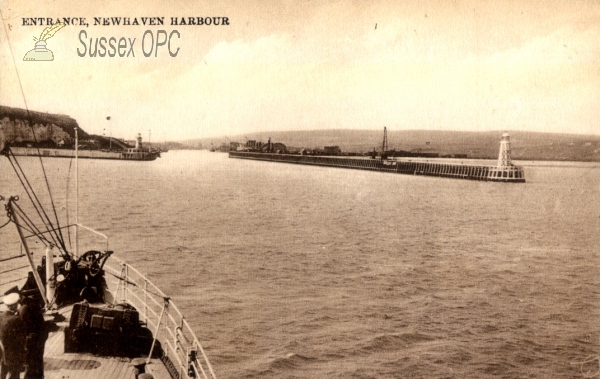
<box><xmin>1</xmin><ymin>151</ymin><xmax>599</xmax><ymax>378</ymax></box>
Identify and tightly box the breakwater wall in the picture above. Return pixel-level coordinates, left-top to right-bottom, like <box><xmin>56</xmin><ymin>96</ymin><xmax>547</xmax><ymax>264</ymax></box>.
<box><xmin>8</xmin><ymin>147</ymin><xmax>158</xmax><ymax>161</ymax></box>
<box><xmin>229</xmin><ymin>151</ymin><xmax>526</xmax><ymax>182</ymax></box>
<box><xmin>10</xmin><ymin>147</ymin><xmax>121</xmax><ymax>159</ymax></box>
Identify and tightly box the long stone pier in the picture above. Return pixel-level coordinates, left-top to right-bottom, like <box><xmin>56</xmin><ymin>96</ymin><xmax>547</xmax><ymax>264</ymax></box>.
<box><xmin>228</xmin><ymin>133</ymin><xmax>526</xmax><ymax>183</ymax></box>
<box><xmin>229</xmin><ymin>152</ymin><xmax>525</xmax><ymax>182</ymax></box>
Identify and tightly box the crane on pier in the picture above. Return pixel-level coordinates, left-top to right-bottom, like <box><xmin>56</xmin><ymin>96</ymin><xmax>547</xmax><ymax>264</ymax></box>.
<box><xmin>381</xmin><ymin>127</ymin><xmax>389</xmax><ymax>160</ymax></box>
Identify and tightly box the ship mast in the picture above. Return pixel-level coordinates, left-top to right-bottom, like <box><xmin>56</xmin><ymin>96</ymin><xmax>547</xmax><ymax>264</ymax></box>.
<box><xmin>75</xmin><ymin>127</ymin><xmax>79</xmax><ymax>258</ymax></box>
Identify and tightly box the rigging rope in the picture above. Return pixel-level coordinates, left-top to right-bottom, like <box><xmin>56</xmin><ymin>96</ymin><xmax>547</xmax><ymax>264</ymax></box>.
<box><xmin>32</xmin><ymin>147</ymin><xmax>67</xmax><ymax>252</ymax></box>
<box><xmin>1</xmin><ymin>12</ymin><xmax>68</xmax><ymax>255</ymax></box>
<box><xmin>7</xmin><ymin>200</ymin><xmax>55</xmax><ymax>248</ymax></box>
<box><xmin>0</xmin><ymin>219</ymin><xmax>10</xmax><ymax>229</ymax></box>
<box><xmin>6</xmin><ymin>156</ymin><xmax>60</xmax><ymax>247</ymax></box>
<box><xmin>6</xmin><ymin>153</ymin><xmax>66</xmax><ymax>251</ymax></box>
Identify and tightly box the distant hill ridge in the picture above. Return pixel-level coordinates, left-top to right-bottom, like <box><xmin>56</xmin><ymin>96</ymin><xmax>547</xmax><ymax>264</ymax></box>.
<box><xmin>2</xmin><ymin>105</ymin><xmax>599</xmax><ymax>161</ymax></box>
<box><xmin>194</xmin><ymin>129</ymin><xmax>600</xmax><ymax>161</ymax></box>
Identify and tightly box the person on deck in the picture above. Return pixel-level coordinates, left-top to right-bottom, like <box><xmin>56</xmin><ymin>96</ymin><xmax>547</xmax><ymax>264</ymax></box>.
<box><xmin>0</xmin><ymin>292</ymin><xmax>26</xmax><ymax>379</ymax></box>
<box><xmin>19</xmin><ymin>294</ymin><xmax>47</xmax><ymax>379</ymax></box>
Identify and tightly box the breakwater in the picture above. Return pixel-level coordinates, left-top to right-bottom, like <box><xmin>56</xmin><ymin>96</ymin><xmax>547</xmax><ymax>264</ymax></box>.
<box><xmin>230</xmin><ymin>132</ymin><xmax>526</xmax><ymax>182</ymax></box>
<box><xmin>8</xmin><ymin>147</ymin><xmax>159</xmax><ymax>161</ymax></box>
<box><xmin>229</xmin><ymin>152</ymin><xmax>525</xmax><ymax>182</ymax></box>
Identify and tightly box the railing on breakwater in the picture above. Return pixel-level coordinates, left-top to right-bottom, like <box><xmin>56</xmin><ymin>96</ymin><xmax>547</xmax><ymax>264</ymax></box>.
<box><xmin>228</xmin><ymin>151</ymin><xmax>526</xmax><ymax>182</ymax></box>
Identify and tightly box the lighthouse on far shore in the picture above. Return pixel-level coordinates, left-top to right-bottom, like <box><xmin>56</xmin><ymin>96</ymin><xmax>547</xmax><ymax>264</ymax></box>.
<box><xmin>497</xmin><ymin>132</ymin><xmax>513</xmax><ymax>168</ymax></box>
<box><xmin>135</xmin><ymin>133</ymin><xmax>143</xmax><ymax>149</ymax></box>
<box><xmin>487</xmin><ymin>132</ymin><xmax>525</xmax><ymax>182</ymax></box>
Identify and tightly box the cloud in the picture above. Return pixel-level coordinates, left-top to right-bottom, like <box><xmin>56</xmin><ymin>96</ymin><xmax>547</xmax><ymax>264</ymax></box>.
<box><xmin>2</xmin><ymin>0</ymin><xmax>600</xmax><ymax>138</ymax></box>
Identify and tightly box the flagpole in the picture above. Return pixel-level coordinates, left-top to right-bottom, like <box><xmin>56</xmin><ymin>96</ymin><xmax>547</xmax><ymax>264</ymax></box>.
<box><xmin>108</xmin><ymin>116</ymin><xmax>112</xmax><ymax>151</ymax></box>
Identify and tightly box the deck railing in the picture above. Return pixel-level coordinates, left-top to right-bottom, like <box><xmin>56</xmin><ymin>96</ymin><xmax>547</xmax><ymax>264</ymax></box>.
<box><xmin>0</xmin><ymin>216</ymin><xmax>217</xmax><ymax>379</ymax></box>
<box><xmin>103</xmin><ymin>255</ymin><xmax>217</xmax><ymax>379</ymax></box>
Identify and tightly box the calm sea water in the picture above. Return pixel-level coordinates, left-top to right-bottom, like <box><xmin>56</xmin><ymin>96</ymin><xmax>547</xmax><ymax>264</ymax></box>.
<box><xmin>1</xmin><ymin>151</ymin><xmax>599</xmax><ymax>378</ymax></box>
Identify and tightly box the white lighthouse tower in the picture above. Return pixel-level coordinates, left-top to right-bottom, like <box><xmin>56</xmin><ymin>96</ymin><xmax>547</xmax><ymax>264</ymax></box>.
<box><xmin>135</xmin><ymin>133</ymin><xmax>143</xmax><ymax>149</ymax></box>
<box><xmin>497</xmin><ymin>132</ymin><xmax>513</xmax><ymax>168</ymax></box>
<box><xmin>487</xmin><ymin>132</ymin><xmax>525</xmax><ymax>182</ymax></box>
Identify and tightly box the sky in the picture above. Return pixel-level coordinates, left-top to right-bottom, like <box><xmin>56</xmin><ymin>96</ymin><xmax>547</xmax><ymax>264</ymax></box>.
<box><xmin>1</xmin><ymin>0</ymin><xmax>599</xmax><ymax>141</ymax></box>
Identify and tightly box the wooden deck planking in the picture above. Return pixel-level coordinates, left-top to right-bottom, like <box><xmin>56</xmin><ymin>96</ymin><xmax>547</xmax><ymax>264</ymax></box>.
<box><xmin>98</xmin><ymin>357</ymin><xmax>124</xmax><ymax>379</ymax></box>
<box><xmin>110</xmin><ymin>359</ymin><xmax>132</xmax><ymax>379</ymax></box>
<box><xmin>44</xmin><ymin>328</ymin><xmax>60</xmax><ymax>355</ymax></box>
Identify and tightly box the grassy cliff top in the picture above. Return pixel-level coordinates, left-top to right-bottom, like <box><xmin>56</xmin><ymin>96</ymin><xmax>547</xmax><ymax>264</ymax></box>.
<box><xmin>0</xmin><ymin>105</ymin><xmax>89</xmax><ymax>140</ymax></box>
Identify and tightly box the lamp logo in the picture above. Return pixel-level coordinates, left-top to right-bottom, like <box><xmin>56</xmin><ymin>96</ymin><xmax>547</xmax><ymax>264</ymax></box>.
<box><xmin>23</xmin><ymin>22</ymin><xmax>66</xmax><ymax>61</ymax></box>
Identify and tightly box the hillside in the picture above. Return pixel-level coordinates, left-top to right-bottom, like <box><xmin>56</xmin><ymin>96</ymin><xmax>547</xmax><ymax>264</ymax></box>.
<box><xmin>0</xmin><ymin>106</ymin><xmax>134</xmax><ymax>150</ymax></box>
<box><xmin>2</xmin><ymin>105</ymin><xmax>599</xmax><ymax>161</ymax></box>
<box><xmin>190</xmin><ymin>130</ymin><xmax>600</xmax><ymax>161</ymax></box>
<box><xmin>0</xmin><ymin>105</ymin><xmax>88</xmax><ymax>148</ymax></box>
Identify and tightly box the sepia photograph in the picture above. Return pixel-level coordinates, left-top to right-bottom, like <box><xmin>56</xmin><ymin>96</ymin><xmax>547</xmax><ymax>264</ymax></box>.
<box><xmin>1</xmin><ymin>1</ymin><xmax>599</xmax><ymax>378</ymax></box>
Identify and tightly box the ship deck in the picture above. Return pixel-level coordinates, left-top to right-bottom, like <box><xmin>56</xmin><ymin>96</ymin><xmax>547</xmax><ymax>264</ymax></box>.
<box><xmin>1</xmin><ymin>254</ymin><xmax>215</xmax><ymax>379</ymax></box>
<box><xmin>41</xmin><ymin>305</ymin><xmax>172</xmax><ymax>379</ymax></box>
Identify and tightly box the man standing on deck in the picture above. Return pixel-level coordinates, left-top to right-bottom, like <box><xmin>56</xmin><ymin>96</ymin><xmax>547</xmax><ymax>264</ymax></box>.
<box><xmin>0</xmin><ymin>292</ymin><xmax>26</xmax><ymax>379</ymax></box>
<box><xmin>19</xmin><ymin>294</ymin><xmax>47</xmax><ymax>379</ymax></box>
